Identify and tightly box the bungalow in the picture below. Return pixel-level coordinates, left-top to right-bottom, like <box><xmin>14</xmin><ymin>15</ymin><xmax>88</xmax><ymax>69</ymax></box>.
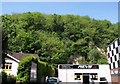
<box><xmin>1</xmin><ymin>52</ymin><xmax>39</xmax><ymax>80</ymax></box>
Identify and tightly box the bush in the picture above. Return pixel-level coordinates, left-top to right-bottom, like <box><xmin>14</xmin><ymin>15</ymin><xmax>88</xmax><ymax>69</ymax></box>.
<box><xmin>17</xmin><ymin>56</ymin><xmax>37</xmax><ymax>84</ymax></box>
<box><xmin>46</xmin><ymin>64</ymin><xmax>54</xmax><ymax>76</ymax></box>
<box><xmin>7</xmin><ymin>74</ymin><xmax>16</xmax><ymax>84</ymax></box>
<box><xmin>1</xmin><ymin>71</ymin><xmax>16</xmax><ymax>84</ymax></box>
<box><xmin>1</xmin><ymin>71</ymin><xmax>7</xmax><ymax>83</ymax></box>
<box><xmin>37</xmin><ymin>60</ymin><xmax>47</xmax><ymax>82</ymax></box>
<box><xmin>17</xmin><ymin>55</ymin><xmax>54</xmax><ymax>84</ymax></box>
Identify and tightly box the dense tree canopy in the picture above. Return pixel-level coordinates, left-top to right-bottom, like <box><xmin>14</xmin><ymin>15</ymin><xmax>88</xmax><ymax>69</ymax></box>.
<box><xmin>2</xmin><ymin>12</ymin><xmax>119</xmax><ymax>64</ymax></box>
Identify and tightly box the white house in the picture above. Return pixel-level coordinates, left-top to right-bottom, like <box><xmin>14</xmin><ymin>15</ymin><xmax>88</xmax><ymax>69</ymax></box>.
<box><xmin>2</xmin><ymin>54</ymin><xmax>20</xmax><ymax>76</ymax></box>
<box><xmin>1</xmin><ymin>52</ymin><xmax>38</xmax><ymax>79</ymax></box>
<box><xmin>58</xmin><ymin>64</ymin><xmax>111</xmax><ymax>83</ymax></box>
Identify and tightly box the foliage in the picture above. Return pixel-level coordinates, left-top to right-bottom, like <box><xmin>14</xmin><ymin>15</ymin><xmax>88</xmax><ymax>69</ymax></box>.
<box><xmin>7</xmin><ymin>75</ymin><xmax>16</xmax><ymax>84</ymax></box>
<box><xmin>1</xmin><ymin>71</ymin><xmax>7</xmax><ymax>83</ymax></box>
<box><xmin>46</xmin><ymin>64</ymin><xmax>54</xmax><ymax>76</ymax></box>
<box><xmin>37</xmin><ymin>60</ymin><xmax>47</xmax><ymax>82</ymax></box>
<box><xmin>17</xmin><ymin>56</ymin><xmax>35</xmax><ymax>83</ymax></box>
<box><xmin>87</xmin><ymin>48</ymin><xmax>108</xmax><ymax>64</ymax></box>
<box><xmin>2</xmin><ymin>12</ymin><xmax>119</xmax><ymax>64</ymax></box>
<box><xmin>1</xmin><ymin>71</ymin><xmax>16</xmax><ymax>84</ymax></box>
<box><xmin>17</xmin><ymin>56</ymin><xmax>54</xmax><ymax>84</ymax></box>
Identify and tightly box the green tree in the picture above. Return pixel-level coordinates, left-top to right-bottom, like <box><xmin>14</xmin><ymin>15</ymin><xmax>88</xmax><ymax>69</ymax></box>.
<box><xmin>2</xmin><ymin>12</ymin><xmax>118</xmax><ymax>64</ymax></box>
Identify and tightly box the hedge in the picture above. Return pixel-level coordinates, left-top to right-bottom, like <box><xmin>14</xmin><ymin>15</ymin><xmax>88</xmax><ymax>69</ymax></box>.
<box><xmin>1</xmin><ymin>71</ymin><xmax>16</xmax><ymax>84</ymax></box>
<box><xmin>46</xmin><ymin>64</ymin><xmax>54</xmax><ymax>76</ymax></box>
<box><xmin>37</xmin><ymin>60</ymin><xmax>46</xmax><ymax>82</ymax></box>
<box><xmin>17</xmin><ymin>55</ymin><xmax>54</xmax><ymax>84</ymax></box>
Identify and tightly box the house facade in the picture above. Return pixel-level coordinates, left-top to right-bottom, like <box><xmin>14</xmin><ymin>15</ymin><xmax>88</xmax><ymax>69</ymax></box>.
<box><xmin>2</xmin><ymin>54</ymin><xmax>20</xmax><ymax>76</ymax></box>
<box><xmin>58</xmin><ymin>64</ymin><xmax>111</xmax><ymax>83</ymax></box>
<box><xmin>1</xmin><ymin>52</ymin><xmax>38</xmax><ymax>78</ymax></box>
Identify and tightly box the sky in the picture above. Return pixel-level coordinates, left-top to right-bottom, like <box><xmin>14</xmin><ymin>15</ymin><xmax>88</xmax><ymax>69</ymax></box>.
<box><xmin>1</xmin><ymin>2</ymin><xmax>118</xmax><ymax>23</ymax></box>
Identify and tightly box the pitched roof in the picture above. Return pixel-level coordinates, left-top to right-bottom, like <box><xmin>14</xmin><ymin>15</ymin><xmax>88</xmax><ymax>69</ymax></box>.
<box><xmin>8</xmin><ymin>52</ymin><xmax>39</xmax><ymax>61</ymax></box>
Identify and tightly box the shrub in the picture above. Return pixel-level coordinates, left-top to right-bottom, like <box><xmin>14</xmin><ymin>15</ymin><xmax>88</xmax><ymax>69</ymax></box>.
<box><xmin>7</xmin><ymin>74</ymin><xmax>16</xmax><ymax>84</ymax></box>
<box><xmin>17</xmin><ymin>56</ymin><xmax>37</xmax><ymax>84</ymax></box>
<box><xmin>1</xmin><ymin>71</ymin><xmax>7</xmax><ymax>83</ymax></box>
<box><xmin>1</xmin><ymin>71</ymin><xmax>16</xmax><ymax>84</ymax></box>
<box><xmin>17</xmin><ymin>55</ymin><xmax>54</xmax><ymax>84</ymax></box>
<box><xmin>46</xmin><ymin>64</ymin><xmax>54</xmax><ymax>76</ymax></box>
<box><xmin>37</xmin><ymin>60</ymin><xmax>47</xmax><ymax>82</ymax></box>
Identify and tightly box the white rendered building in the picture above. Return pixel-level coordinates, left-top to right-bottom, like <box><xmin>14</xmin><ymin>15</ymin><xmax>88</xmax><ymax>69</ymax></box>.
<box><xmin>58</xmin><ymin>64</ymin><xmax>111</xmax><ymax>84</ymax></box>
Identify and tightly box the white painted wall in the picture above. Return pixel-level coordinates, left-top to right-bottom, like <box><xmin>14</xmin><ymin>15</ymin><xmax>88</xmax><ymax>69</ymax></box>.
<box><xmin>4</xmin><ymin>58</ymin><xmax>19</xmax><ymax>76</ymax></box>
<box><xmin>58</xmin><ymin>65</ymin><xmax>111</xmax><ymax>83</ymax></box>
<box><xmin>98</xmin><ymin>65</ymin><xmax>111</xmax><ymax>82</ymax></box>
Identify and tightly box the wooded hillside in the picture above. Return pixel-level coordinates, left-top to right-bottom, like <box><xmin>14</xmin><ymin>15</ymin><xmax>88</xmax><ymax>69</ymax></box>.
<box><xmin>2</xmin><ymin>12</ymin><xmax>119</xmax><ymax>64</ymax></box>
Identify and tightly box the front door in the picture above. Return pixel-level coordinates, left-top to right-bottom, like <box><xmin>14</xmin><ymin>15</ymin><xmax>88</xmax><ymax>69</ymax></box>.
<box><xmin>83</xmin><ymin>73</ymin><xmax>89</xmax><ymax>84</ymax></box>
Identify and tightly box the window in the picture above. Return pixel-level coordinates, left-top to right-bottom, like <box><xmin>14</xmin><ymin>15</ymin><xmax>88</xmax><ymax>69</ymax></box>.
<box><xmin>100</xmin><ymin>77</ymin><xmax>106</xmax><ymax>81</ymax></box>
<box><xmin>109</xmin><ymin>64</ymin><xmax>111</xmax><ymax>69</ymax></box>
<box><xmin>114</xmin><ymin>55</ymin><xmax>117</xmax><ymax>61</ymax></box>
<box><xmin>113</xmin><ymin>62</ymin><xmax>115</xmax><ymax>69</ymax></box>
<box><xmin>118</xmin><ymin>60</ymin><xmax>120</xmax><ymax>67</ymax></box>
<box><xmin>90</xmin><ymin>73</ymin><xmax>98</xmax><ymax>80</ymax></box>
<box><xmin>2</xmin><ymin>62</ymin><xmax>12</xmax><ymax>70</ymax></box>
<box><xmin>74</xmin><ymin>73</ymin><xmax>82</xmax><ymax>80</ymax></box>
<box><xmin>113</xmin><ymin>42</ymin><xmax>115</xmax><ymax>48</ymax></box>
<box><xmin>108</xmin><ymin>53</ymin><xmax>110</xmax><ymax>58</ymax></box>
<box><xmin>112</xmin><ymin>50</ymin><xmax>114</xmax><ymax>56</ymax></box>
<box><xmin>110</xmin><ymin>57</ymin><xmax>112</xmax><ymax>63</ymax></box>
<box><xmin>116</xmin><ymin>47</ymin><xmax>118</xmax><ymax>53</ymax></box>
<box><xmin>117</xmin><ymin>38</ymin><xmax>120</xmax><ymax>46</ymax></box>
<box><xmin>109</xmin><ymin>46</ymin><xmax>111</xmax><ymax>51</ymax></box>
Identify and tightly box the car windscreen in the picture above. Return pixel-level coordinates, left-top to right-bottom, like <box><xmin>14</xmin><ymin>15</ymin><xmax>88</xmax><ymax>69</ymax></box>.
<box><xmin>100</xmin><ymin>78</ymin><xmax>106</xmax><ymax>81</ymax></box>
<box><xmin>48</xmin><ymin>79</ymin><xmax>57</xmax><ymax>82</ymax></box>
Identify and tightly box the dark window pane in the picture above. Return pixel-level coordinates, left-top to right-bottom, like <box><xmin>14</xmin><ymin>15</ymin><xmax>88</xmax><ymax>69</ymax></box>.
<box><xmin>117</xmin><ymin>38</ymin><xmax>120</xmax><ymax>45</ymax></box>
<box><xmin>108</xmin><ymin>53</ymin><xmax>110</xmax><ymax>58</ymax></box>
<box><xmin>118</xmin><ymin>60</ymin><xmax>120</xmax><ymax>67</ymax></box>
<box><xmin>109</xmin><ymin>46</ymin><xmax>111</xmax><ymax>51</ymax></box>
<box><xmin>110</xmin><ymin>57</ymin><xmax>112</xmax><ymax>63</ymax></box>
<box><xmin>6</xmin><ymin>65</ymin><xmax>8</xmax><ymax>69</ymax></box>
<box><xmin>113</xmin><ymin>62</ymin><xmax>115</xmax><ymax>69</ymax></box>
<box><xmin>91</xmin><ymin>74</ymin><xmax>98</xmax><ymax>80</ymax></box>
<box><xmin>112</xmin><ymin>50</ymin><xmax>114</xmax><ymax>56</ymax></box>
<box><xmin>109</xmin><ymin>64</ymin><xmax>111</xmax><ymax>69</ymax></box>
<box><xmin>77</xmin><ymin>75</ymin><xmax>80</xmax><ymax>78</ymax></box>
<box><xmin>114</xmin><ymin>55</ymin><xmax>117</xmax><ymax>61</ymax></box>
<box><xmin>100</xmin><ymin>77</ymin><xmax>106</xmax><ymax>81</ymax></box>
<box><xmin>9</xmin><ymin>65</ymin><xmax>12</xmax><ymax>69</ymax></box>
<box><xmin>113</xmin><ymin>42</ymin><xmax>115</xmax><ymax>48</ymax></box>
<box><xmin>116</xmin><ymin>47</ymin><xmax>118</xmax><ymax>53</ymax></box>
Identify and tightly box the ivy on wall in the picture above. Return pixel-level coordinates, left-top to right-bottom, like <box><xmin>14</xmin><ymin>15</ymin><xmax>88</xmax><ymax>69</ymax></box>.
<box><xmin>17</xmin><ymin>56</ymin><xmax>54</xmax><ymax>84</ymax></box>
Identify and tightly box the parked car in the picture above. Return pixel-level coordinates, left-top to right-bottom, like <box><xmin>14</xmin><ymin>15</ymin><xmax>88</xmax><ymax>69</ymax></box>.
<box><xmin>99</xmin><ymin>77</ymin><xmax>108</xmax><ymax>84</ymax></box>
<box><xmin>46</xmin><ymin>77</ymin><xmax>61</xmax><ymax>84</ymax></box>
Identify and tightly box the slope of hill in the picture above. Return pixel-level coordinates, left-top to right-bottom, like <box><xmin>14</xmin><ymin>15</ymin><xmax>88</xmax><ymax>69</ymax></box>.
<box><xmin>2</xmin><ymin>12</ymin><xmax>119</xmax><ymax>64</ymax></box>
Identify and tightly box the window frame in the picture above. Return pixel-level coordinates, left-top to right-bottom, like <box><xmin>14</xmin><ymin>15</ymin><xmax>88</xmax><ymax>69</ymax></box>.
<box><xmin>2</xmin><ymin>62</ymin><xmax>12</xmax><ymax>71</ymax></box>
